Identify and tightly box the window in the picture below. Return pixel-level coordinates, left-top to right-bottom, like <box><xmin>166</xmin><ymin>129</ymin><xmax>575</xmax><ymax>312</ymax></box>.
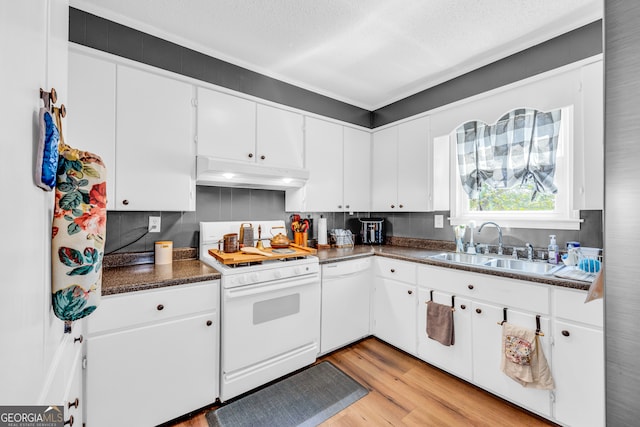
<box><xmin>450</xmin><ymin>105</ymin><xmax>580</xmax><ymax>230</ymax></box>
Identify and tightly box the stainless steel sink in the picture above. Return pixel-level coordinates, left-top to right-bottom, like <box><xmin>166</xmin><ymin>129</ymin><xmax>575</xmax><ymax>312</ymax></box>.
<box><xmin>429</xmin><ymin>252</ymin><xmax>494</xmax><ymax>266</ymax></box>
<box><xmin>429</xmin><ymin>252</ymin><xmax>563</xmax><ymax>275</ymax></box>
<box><xmin>483</xmin><ymin>258</ymin><xmax>563</xmax><ymax>275</ymax></box>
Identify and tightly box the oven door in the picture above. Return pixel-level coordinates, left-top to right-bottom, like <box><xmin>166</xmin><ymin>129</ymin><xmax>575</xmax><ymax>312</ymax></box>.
<box><xmin>220</xmin><ymin>273</ymin><xmax>320</xmax><ymax>401</ymax></box>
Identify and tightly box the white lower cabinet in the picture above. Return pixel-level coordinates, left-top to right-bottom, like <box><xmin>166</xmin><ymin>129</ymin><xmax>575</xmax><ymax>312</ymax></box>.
<box><xmin>417</xmin><ymin>289</ymin><xmax>472</xmax><ymax>381</ymax></box>
<box><xmin>415</xmin><ymin>263</ymin><xmax>604</xmax><ymax>425</ymax></box>
<box><xmin>320</xmin><ymin>258</ymin><xmax>372</xmax><ymax>354</ymax></box>
<box><xmin>471</xmin><ymin>301</ymin><xmax>552</xmax><ymax>417</ymax></box>
<box><xmin>373</xmin><ymin>258</ymin><xmax>417</xmax><ymax>355</ymax></box>
<box><xmin>552</xmin><ymin>288</ymin><xmax>604</xmax><ymax>427</ymax></box>
<box><xmin>85</xmin><ymin>281</ymin><xmax>219</xmax><ymax>427</ymax></box>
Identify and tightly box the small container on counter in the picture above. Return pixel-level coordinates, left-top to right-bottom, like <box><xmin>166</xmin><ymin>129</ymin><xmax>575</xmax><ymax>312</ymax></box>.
<box><xmin>154</xmin><ymin>241</ymin><xmax>173</xmax><ymax>265</ymax></box>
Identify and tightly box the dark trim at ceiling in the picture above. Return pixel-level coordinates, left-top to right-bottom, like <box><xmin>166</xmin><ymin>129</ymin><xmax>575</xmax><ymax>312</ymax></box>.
<box><xmin>68</xmin><ymin>7</ymin><xmax>373</xmax><ymax>128</ymax></box>
<box><xmin>372</xmin><ymin>20</ymin><xmax>603</xmax><ymax>127</ymax></box>
<box><xmin>69</xmin><ymin>8</ymin><xmax>602</xmax><ymax>130</ymax></box>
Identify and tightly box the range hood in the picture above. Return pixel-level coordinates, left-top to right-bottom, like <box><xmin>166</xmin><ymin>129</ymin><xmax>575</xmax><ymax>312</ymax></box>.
<box><xmin>196</xmin><ymin>156</ymin><xmax>309</xmax><ymax>190</ymax></box>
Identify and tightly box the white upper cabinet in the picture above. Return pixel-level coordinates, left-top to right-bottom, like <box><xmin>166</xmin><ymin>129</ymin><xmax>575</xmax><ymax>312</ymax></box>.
<box><xmin>197</xmin><ymin>91</ymin><xmax>304</xmax><ymax>170</ymax></box>
<box><xmin>196</xmin><ymin>88</ymin><xmax>256</xmax><ymax>162</ymax></box>
<box><xmin>371</xmin><ymin>126</ymin><xmax>398</xmax><ymax>211</ymax></box>
<box><xmin>398</xmin><ymin>116</ymin><xmax>430</xmax><ymax>211</ymax></box>
<box><xmin>116</xmin><ymin>65</ymin><xmax>195</xmax><ymax>211</ymax></box>
<box><xmin>68</xmin><ymin>51</ymin><xmax>196</xmax><ymax>211</ymax></box>
<box><xmin>575</xmin><ymin>60</ymin><xmax>604</xmax><ymax>210</ymax></box>
<box><xmin>372</xmin><ymin>116</ymin><xmax>430</xmax><ymax>211</ymax></box>
<box><xmin>256</xmin><ymin>104</ymin><xmax>304</xmax><ymax>168</ymax></box>
<box><xmin>295</xmin><ymin>117</ymin><xmax>344</xmax><ymax>211</ymax></box>
<box><xmin>343</xmin><ymin>126</ymin><xmax>371</xmax><ymax>212</ymax></box>
<box><xmin>67</xmin><ymin>51</ymin><xmax>117</xmax><ymax>210</ymax></box>
<box><xmin>286</xmin><ymin>118</ymin><xmax>370</xmax><ymax>212</ymax></box>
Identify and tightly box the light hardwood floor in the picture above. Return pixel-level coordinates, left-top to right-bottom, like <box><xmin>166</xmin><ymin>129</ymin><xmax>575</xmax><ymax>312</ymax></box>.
<box><xmin>168</xmin><ymin>337</ymin><xmax>556</xmax><ymax>426</ymax></box>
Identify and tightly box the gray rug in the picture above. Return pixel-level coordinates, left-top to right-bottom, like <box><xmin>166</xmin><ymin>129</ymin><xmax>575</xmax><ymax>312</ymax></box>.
<box><xmin>207</xmin><ymin>361</ymin><xmax>368</xmax><ymax>427</ymax></box>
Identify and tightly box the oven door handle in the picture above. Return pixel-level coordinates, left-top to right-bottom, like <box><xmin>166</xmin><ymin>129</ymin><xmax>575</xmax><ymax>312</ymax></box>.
<box><xmin>225</xmin><ymin>274</ymin><xmax>319</xmax><ymax>299</ymax></box>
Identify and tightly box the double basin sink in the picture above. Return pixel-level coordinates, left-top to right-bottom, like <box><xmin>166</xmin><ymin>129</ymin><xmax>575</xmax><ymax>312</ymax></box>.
<box><xmin>429</xmin><ymin>252</ymin><xmax>564</xmax><ymax>275</ymax></box>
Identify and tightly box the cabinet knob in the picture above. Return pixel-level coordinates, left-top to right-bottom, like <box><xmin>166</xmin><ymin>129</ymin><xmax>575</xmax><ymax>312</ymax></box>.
<box><xmin>157</xmin><ymin>304</ymin><xmax>164</xmax><ymax>311</ymax></box>
<box><xmin>391</xmin><ymin>204</ymin><xmax>395</xmax><ymax>208</ymax></box>
<box><xmin>460</xmin><ymin>304</ymin><xmax>466</xmax><ymax>310</ymax></box>
<box><xmin>561</xmin><ymin>330</ymin><xmax>571</xmax><ymax>337</ymax></box>
<box><xmin>399</xmin><ymin>204</ymin><xmax>404</xmax><ymax>208</ymax></box>
<box><xmin>122</xmin><ymin>199</ymin><xmax>129</xmax><ymax>206</ymax></box>
<box><xmin>390</xmin><ymin>269</ymin><xmax>395</xmax><ymax>273</ymax></box>
<box><xmin>468</xmin><ymin>284</ymin><xmax>474</xmax><ymax>290</ymax></box>
<box><xmin>64</xmin><ymin>415</ymin><xmax>74</xmax><ymax>426</ymax></box>
<box><xmin>68</xmin><ymin>397</ymin><xmax>79</xmax><ymax>409</ymax></box>
<box><xmin>345</xmin><ymin>205</ymin><xmax>350</xmax><ymax>209</ymax></box>
<box><xmin>74</xmin><ymin>335</ymin><xmax>83</xmax><ymax>344</ymax></box>
<box><xmin>338</xmin><ymin>205</ymin><xmax>342</xmax><ymax>209</ymax></box>
<box><xmin>206</xmin><ymin>320</ymin><xmax>213</xmax><ymax>327</ymax></box>
<box><xmin>407</xmin><ymin>290</ymin><xmax>413</xmax><ymax>295</ymax></box>
<box><xmin>260</xmin><ymin>155</ymin><xmax>266</xmax><ymax>160</ymax></box>
<box><xmin>248</xmin><ymin>153</ymin><xmax>254</xmax><ymax>158</ymax></box>
<box><xmin>475</xmin><ymin>308</ymin><xmax>482</xmax><ymax>314</ymax></box>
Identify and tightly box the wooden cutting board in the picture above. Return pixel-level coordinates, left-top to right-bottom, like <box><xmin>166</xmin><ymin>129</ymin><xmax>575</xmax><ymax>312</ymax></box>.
<box><xmin>208</xmin><ymin>243</ymin><xmax>317</xmax><ymax>265</ymax></box>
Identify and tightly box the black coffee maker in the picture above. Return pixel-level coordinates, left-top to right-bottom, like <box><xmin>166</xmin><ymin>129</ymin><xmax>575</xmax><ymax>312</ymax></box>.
<box><xmin>359</xmin><ymin>218</ymin><xmax>385</xmax><ymax>245</ymax></box>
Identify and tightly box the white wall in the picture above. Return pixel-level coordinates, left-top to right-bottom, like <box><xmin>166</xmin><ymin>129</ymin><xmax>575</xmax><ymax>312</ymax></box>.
<box><xmin>0</xmin><ymin>0</ymin><xmax>69</xmax><ymax>404</ymax></box>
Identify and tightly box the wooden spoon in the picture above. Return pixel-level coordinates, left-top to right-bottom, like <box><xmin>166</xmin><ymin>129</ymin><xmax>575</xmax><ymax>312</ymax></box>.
<box><xmin>241</xmin><ymin>247</ymin><xmax>274</xmax><ymax>257</ymax></box>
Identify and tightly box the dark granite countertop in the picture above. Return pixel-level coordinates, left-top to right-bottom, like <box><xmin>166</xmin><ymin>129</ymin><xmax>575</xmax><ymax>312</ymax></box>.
<box><xmin>103</xmin><ymin>238</ymin><xmax>592</xmax><ymax>296</ymax></box>
<box><xmin>317</xmin><ymin>244</ymin><xmax>592</xmax><ymax>291</ymax></box>
<box><xmin>102</xmin><ymin>259</ymin><xmax>221</xmax><ymax>296</ymax></box>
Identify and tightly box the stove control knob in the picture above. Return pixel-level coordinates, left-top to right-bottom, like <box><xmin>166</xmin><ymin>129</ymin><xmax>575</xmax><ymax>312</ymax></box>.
<box><xmin>273</xmin><ymin>270</ymin><xmax>283</xmax><ymax>279</ymax></box>
<box><xmin>294</xmin><ymin>267</ymin><xmax>303</xmax><ymax>275</ymax></box>
<box><xmin>236</xmin><ymin>276</ymin><xmax>245</xmax><ymax>285</ymax></box>
<box><xmin>250</xmin><ymin>273</ymin><xmax>260</xmax><ymax>282</ymax></box>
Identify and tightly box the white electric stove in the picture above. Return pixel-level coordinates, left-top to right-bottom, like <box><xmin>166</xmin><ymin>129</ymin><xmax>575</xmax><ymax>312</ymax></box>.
<box><xmin>199</xmin><ymin>220</ymin><xmax>321</xmax><ymax>401</ymax></box>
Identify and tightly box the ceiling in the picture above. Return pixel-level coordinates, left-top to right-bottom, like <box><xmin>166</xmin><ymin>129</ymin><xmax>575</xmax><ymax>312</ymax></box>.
<box><xmin>70</xmin><ymin>0</ymin><xmax>603</xmax><ymax>110</ymax></box>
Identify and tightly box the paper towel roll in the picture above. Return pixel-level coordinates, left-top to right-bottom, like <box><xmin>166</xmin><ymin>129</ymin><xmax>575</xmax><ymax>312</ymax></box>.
<box><xmin>317</xmin><ymin>218</ymin><xmax>328</xmax><ymax>245</ymax></box>
<box><xmin>155</xmin><ymin>241</ymin><xmax>173</xmax><ymax>265</ymax></box>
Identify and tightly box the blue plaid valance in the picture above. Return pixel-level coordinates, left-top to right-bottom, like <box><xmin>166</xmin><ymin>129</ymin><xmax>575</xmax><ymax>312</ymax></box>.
<box><xmin>455</xmin><ymin>108</ymin><xmax>562</xmax><ymax>200</ymax></box>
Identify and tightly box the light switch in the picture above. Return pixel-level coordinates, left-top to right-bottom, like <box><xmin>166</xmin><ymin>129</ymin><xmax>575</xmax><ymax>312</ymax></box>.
<box><xmin>434</xmin><ymin>215</ymin><xmax>444</xmax><ymax>228</ymax></box>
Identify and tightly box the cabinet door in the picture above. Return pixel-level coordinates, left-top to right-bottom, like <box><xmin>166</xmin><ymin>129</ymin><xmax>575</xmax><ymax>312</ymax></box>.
<box><xmin>67</xmin><ymin>52</ymin><xmax>117</xmax><ymax>210</ymax></box>
<box><xmin>417</xmin><ymin>289</ymin><xmax>472</xmax><ymax>381</ymax></box>
<box><xmin>86</xmin><ymin>313</ymin><xmax>218</xmax><ymax>427</ymax></box>
<box><xmin>398</xmin><ymin>116</ymin><xmax>430</xmax><ymax>211</ymax></box>
<box><xmin>471</xmin><ymin>302</ymin><xmax>552</xmax><ymax>417</ymax></box>
<box><xmin>303</xmin><ymin>117</ymin><xmax>344</xmax><ymax>211</ymax></box>
<box><xmin>432</xmin><ymin>134</ymin><xmax>450</xmax><ymax>211</ymax></box>
<box><xmin>196</xmin><ymin>87</ymin><xmax>256</xmax><ymax>162</ymax></box>
<box><xmin>553</xmin><ymin>321</ymin><xmax>604</xmax><ymax>427</ymax></box>
<box><xmin>321</xmin><ymin>267</ymin><xmax>371</xmax><ymax>354</ymax></box>
<box><xmin>256</xmin><ymin>104</ymin><xmax>303</xmax><ymax>168</ymax></box>
<box><xmin>373</xmin><ymin>278</ymin><xmax>417</xmax><ymax>354</ymax></box>
<box><xmin>343</xmin><ymin>127</ymin><xmax>371</xmax><ymax>212</ymax></box>
<box><xmin>116</xmin><ymin>66</ymin><xmax>195</xmax><ymax>211</ymax></box>
<box><xmin>371</xmin><ymin>126</ymin><xmax>398</xmax><ymax>211</ymax></box>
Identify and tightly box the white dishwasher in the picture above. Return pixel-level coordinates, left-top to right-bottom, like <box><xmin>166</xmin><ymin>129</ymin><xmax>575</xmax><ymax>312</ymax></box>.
<box><xmin>320</xmin><ymin>257</ymin><xmax>372</xmax><ymax>354</ymax></box>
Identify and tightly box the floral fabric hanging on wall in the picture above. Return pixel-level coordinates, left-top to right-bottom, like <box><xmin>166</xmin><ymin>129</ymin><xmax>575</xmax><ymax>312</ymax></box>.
<box><xmin>51</xmin><ymin>108</ymin><xmax>107</xmax><ymax>322</ymax></box>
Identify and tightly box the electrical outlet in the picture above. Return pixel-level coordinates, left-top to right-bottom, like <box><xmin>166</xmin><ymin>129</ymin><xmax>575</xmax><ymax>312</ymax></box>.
<box><xmin>434</xmin><ymin>215</ymin><xmax>444</xmax><ymax>229</ymax></box>
<box><xmin>148</xmin><ymin>216</ymin><xmax>161</xmax><ymax>233</ymax></box>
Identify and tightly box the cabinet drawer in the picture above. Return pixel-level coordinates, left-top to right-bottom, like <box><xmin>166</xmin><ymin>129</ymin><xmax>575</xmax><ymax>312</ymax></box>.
<box><xmin>418</xmin><ymin>265</ymin><xmax>549</xmax><ymax>314</ymax></box>
<box><xmin>374</xmin><ymin>257</ymin><xmax>417</xmax><ymax>283</ymax></box>
<box><xmin>87</xmin><ymin>281</ymin><xmax>219</xmax><ymax>335</ymax></box>
<box><xmin>554</xmin><ymin>287</ymin><xmax>603</xmax><ymax>327</ymax></box>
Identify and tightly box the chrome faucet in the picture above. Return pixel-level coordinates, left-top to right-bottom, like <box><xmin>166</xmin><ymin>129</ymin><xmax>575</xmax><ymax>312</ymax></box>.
<box><xmin>478</xmin><ymin>222</ymin><xmax>503</xmax><ymax>255</ymax></box>
<box><xmin>526</xmin><ymin>243</ymin><xmax>534</xmax><ymax>261</ymax></box>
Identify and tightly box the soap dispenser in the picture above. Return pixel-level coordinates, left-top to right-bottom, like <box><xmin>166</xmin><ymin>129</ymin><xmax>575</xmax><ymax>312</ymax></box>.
<box><xmin>548</xmin><ymin>235</ymin><xmax>559</xmax><ymax>264</ymax></box>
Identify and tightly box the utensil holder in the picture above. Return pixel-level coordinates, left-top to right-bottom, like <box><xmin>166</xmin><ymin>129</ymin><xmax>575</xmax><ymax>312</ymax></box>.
<box><xmin>294</xmin><ymin>231</ymin><xmax>308</xmax><ymax>247</ymax></box>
